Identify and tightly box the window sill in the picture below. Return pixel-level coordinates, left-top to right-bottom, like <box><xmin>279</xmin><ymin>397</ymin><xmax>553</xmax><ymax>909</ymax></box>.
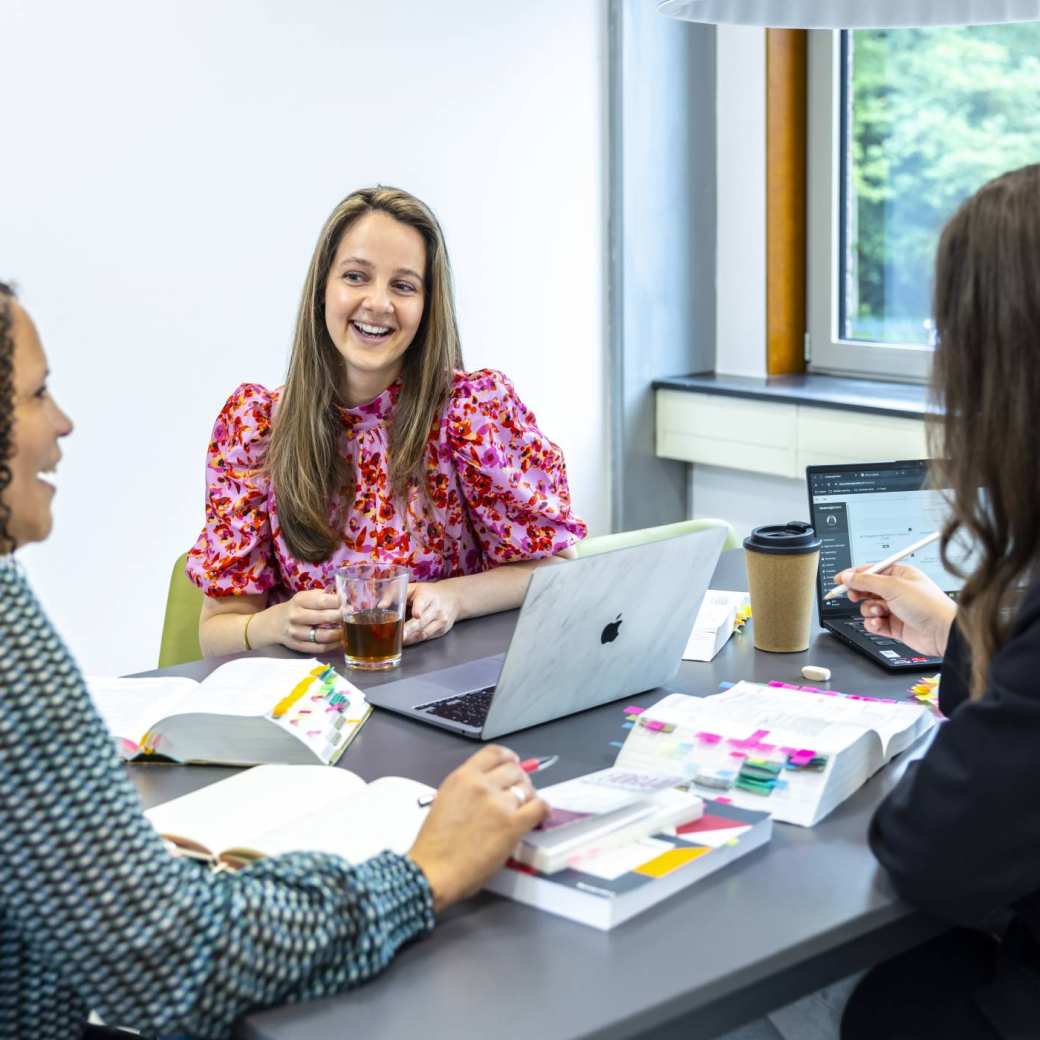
<box><xmin>652</xmin><ymin>371</ymin><xmax>934</xmax><ymax>421</ymax></box>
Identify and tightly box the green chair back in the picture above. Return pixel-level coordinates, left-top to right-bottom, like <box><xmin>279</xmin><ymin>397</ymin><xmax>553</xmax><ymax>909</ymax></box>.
<box><xmin>158</xmin><ymin>552</ymin><xmax>204</xmax><ymax>668</ymax></box>
<box><xmin>573</xmin><ymin>518</ymin><xmax>740</xmax><ymax>559</ymax></box>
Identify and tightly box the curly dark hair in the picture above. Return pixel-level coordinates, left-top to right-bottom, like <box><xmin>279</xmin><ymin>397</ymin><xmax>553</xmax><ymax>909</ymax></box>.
<box><xmin>0</xmin><ymin>280</ymin><xmax>16</xmax><ymax>554</ymax></box>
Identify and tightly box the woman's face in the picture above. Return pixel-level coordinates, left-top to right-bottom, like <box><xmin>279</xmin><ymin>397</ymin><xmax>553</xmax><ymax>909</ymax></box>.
<box><xmin>323</xmin><ymin>210</ymin><xmax>427</xmax><ymax>403</ymax></box>
<box><xmin>3</xmin><ymin>303</ymin><xmax>73</xmax><ymax>548</ymax></box>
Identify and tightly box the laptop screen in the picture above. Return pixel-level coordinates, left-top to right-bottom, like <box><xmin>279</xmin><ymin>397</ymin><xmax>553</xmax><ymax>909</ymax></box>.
<box><xmin>806</xmin><ymin>460</ymin><xmax>967</xmax><ymax>620</ymax></box>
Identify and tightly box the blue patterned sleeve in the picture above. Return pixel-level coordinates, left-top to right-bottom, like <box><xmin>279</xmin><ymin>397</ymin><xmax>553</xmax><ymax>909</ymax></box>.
<box><xmin>0</xmin><ymin>560</ymin><xmax>435</xmax><ymax>1040</ymax></box>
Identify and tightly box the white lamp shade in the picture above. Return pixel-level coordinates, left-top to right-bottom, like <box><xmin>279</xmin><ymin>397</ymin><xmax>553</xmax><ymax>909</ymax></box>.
<box><xmin>657</xmin><ymin>0</ymin><xmax>1040</xmax><ymax>27</ymax></box>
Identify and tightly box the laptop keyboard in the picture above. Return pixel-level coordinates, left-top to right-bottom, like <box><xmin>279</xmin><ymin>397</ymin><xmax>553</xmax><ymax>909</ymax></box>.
<box><xmin>414</xmin><ymin>686</ymin><xmax>496</xmax><ymax>727</ymax></box>
<box><xmin>843</xmin><ymin>616</ymin><xmax>905</xmax><ymax>647</ymax></box>
<box><xmin>839</xmin><ymin>616</ymin><xmax>940</xmax><ymax>665</ymax></box>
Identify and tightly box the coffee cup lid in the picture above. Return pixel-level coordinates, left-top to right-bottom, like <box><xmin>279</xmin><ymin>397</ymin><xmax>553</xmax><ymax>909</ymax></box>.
<box><xmin>743</xmin><ymin>521</ymin><xmax>822</xmax><ymax>555</ymax></box>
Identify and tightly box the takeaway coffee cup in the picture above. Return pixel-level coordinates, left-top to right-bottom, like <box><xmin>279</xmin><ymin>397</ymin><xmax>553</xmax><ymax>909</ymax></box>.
<box><xmin>743</xmin><ymin>522</ymin><xmax>822</xmax><ymax>653</ymax></box>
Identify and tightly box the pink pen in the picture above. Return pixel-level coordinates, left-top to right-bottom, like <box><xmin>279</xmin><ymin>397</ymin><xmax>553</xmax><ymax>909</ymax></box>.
<box><xmin>417</xmin><ymin>754</ymin><xmax>558</xmax><ymax>808</ymax></box>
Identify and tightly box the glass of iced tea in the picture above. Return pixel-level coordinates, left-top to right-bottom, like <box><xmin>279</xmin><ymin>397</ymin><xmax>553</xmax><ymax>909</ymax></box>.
<box><xmin>334</xmin><ymin>564</ymin><xmax>409</xmax><ymax>670</ymax></box>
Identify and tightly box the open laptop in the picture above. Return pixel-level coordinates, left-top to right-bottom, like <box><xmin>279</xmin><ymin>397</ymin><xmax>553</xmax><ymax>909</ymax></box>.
<box><xmin>364</xmin><ymin>526</ymin><xmax>727</xmax><ymax>739</ymax></box>
<box><xmin>806</xmin><ymin>459</ymin><xmax>966</xmax><ymax>672</ymax></box>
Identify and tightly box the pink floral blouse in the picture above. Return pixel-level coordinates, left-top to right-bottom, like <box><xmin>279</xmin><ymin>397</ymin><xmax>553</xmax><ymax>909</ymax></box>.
<box><xmin>186</xmin><ymin>369</ymin><xmax>587</xmax><ymax>599</ymax></box>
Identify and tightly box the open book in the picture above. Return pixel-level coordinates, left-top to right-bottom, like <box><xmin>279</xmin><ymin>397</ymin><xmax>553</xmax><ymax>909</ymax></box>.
<box><xmin>145</xmin><ymin>764</ymin><xmax>434</xmax><ymax>869</ymax></box>
<box><xmin>615</xmin><ymin>680</ymin><xmax>936</xmax><ymax>826</ymax></box>
<box><xmin>87</xmin><ymin>657</ymin><xmax>371</xmax><ymax>767</ymax></box>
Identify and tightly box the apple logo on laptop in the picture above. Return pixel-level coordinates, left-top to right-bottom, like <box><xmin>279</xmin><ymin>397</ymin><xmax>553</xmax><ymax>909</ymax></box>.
<box><xmin>601</xmin><ymin>613</ymin><xmax>623</xmax><ymax>644</ymax></box>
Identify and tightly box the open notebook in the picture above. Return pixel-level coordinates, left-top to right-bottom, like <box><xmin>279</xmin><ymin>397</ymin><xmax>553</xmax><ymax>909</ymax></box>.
<box><xmin>615</xmin><ymin>681</ymin><xmax>936</xmax><ymax>826</ymax></box>
<box><xmin>88</xmin><ymin>658</ymin><xmax>370</xmax><ymax>766</ymax></box>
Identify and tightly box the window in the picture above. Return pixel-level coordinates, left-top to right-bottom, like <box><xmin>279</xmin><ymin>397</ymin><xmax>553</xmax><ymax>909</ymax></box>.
<box><xmin>807</xmin><ymin>24</ymin><xmax>1040</xmax><ymax>380</ymax></box>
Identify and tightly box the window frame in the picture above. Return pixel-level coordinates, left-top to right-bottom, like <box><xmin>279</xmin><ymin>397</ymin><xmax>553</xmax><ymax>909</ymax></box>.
<box><xmin>806</xmin><ymin>29</ymin><xmax>932</xmax><ymax>383</ymax></box>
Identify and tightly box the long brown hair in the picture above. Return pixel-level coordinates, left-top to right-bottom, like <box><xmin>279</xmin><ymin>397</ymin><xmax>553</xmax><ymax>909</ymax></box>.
<box><xmin>267</xmin><ymin>187</ymin><xmax>463</xmax><ymax>562</ymax></box>
<box><xmin>0</xmin><ymin>281</ymin><xmax>16</xmax><ymax>555</ymax></box>
<box><xmin>929</xmin><ymin>163</ymin><xmax>1040</xmax><ymax>696</ymax></box>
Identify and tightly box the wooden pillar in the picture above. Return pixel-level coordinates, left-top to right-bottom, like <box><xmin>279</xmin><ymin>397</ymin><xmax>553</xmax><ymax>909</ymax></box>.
<box><xmin>766</xmin><ymin>29</ymin><xmax>808</xmax><ymax>375</ymax></box>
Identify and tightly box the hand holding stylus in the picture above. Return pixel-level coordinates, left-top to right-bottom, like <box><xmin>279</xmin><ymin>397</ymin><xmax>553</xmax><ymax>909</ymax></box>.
<box><xmin>824</xmin><ymin>531</ymin><xmax>942</xmax><ymax>601</ymax></box>
<box><xmin>832</xmin><ymin>555</ymin><xmax>957</xmax><ymax>660</ymax></box>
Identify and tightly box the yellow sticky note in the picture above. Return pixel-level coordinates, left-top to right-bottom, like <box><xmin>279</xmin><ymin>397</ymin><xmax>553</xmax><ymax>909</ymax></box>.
<box><xmin>633</xmin><ymin>846</ymin><xmax>711</xmax><ymax>878</ymax></box>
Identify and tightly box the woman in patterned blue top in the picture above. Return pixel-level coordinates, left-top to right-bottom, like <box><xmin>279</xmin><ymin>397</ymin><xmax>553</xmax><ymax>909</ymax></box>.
<box><xmin>0</xmin><ymin>282</ymin><xmax>549</xmax><ymax>1039</ymax></box>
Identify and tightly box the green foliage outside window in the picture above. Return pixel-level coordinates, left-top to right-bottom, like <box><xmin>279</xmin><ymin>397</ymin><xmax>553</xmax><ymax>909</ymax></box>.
<box><xmin>846</xmin><ymin>24</ymin><xmax>1040</xmax><ymax>345</ymax></box>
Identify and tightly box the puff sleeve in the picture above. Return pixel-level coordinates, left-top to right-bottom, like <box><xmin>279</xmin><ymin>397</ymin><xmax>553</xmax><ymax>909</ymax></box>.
<box><xmin>446</xmin><ymin>369</ymin><xmax>587</xmax><ymax>565</ymax></box>
<box><xmin>186</xmin><ymin>383</ymin><xmax>280</xmax><ymax>597</ymax></box>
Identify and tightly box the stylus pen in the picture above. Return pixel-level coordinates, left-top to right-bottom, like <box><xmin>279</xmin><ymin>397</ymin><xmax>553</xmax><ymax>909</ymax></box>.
<box><xmin>416</xmin><ymin>755</ymin><xmax>558</xmax><ymax>808</ymax></box>
<box><xmin>823</xmin><ymin>530</ymin><xmax>941</xmax><ymax>601</ymax></box>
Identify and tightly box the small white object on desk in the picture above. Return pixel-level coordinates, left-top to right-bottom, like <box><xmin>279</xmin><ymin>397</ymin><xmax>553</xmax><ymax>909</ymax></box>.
<box><xmin>683</xmin><ymin>590</ymin><xmax>751</xmax><ymax>662</ymax></box>
<box><xmin>801</xmin><ymin>665</ymin><xmax>831</xmax><ymax>683</ymax></box>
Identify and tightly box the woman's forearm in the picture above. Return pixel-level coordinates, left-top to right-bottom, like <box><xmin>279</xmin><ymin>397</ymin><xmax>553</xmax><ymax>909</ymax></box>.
<box><xmin>443</xmin><ymin>552</ymin><xmax>573</xmax><ymax>622</ymax></box>
<box><xmin>198</xmin><ymin>594</ymin><xmax>278</xmax><ymax>656</ymax></box>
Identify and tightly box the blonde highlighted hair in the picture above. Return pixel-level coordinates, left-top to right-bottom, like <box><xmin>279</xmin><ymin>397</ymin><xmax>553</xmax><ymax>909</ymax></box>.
<box><xmin>267</xmin><ymin>186</ymin><xmax>464</xmax><ymax>562</ymax></box>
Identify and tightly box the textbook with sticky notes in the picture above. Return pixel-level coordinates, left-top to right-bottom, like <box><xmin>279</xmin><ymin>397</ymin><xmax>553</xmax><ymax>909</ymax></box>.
<box><xmin>87</xmin><ymin>658</ymin><xmax>371</xmax><ymax>766</ymax></box>
<box><xmin>145</xmin><ymin>764</ymin><xmax>432</xmax><ymax>870</ymax></box>
<box><xmin>614</xmin><ymin>681</ymin><xmax>935</xmax><ymax>827</ymax></box>
<box><xmin>486</xmin><ymin>798</ymin><xmax>771</xmax><ymax>930</ymax></box>
<box><xmin>512</xmin><ymin>767</ymin><xmax>706</xmax><ymax>875</ymax></box>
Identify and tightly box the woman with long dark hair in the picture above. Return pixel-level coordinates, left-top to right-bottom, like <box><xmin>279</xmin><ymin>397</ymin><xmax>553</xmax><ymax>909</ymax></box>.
<box><xmin>189</xmin><ymin>186</ymin><xmax>586</xmax><ymax>655</ymax></box>
<box><xmin>836</xmin><ymin>164</ymin><xmax>1040</xmax><ymax>1038</ymax></box>
<box><xmin>0</xmin><ymin>281</ymin><xmax>548</xmax><ymax>1037</ymax></box>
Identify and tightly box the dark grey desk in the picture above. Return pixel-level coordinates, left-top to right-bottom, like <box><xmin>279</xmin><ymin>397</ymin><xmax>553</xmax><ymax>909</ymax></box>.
<box><xmin>129</xmin><ymin>552</ymin><xmax>943</xmax><ymax>1040</ymax></box>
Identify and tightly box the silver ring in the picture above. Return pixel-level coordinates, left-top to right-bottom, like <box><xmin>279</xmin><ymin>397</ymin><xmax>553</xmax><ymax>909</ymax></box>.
<box><xmin>309</xmin><ymin>625</ymin><xmax>318</xmax><ymax>643</ymax></box>
<box><xmin>510</xmin><ymin>784</ymin><xmax>527</xmax><ymax>807</ymax></box>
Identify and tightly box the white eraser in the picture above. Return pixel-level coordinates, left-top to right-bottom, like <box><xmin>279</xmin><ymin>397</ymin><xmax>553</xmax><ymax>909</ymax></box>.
<box><xmin>801</xmin><ymin>665</ymin><xmax>831</xmax><ymax>682</ymax></box>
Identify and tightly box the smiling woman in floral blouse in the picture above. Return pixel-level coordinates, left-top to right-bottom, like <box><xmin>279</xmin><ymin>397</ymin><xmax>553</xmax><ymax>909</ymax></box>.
<box><xmin>188</xmin><ymin>186</ymin><xmax>586</xmax><ymax>655</ymax></box>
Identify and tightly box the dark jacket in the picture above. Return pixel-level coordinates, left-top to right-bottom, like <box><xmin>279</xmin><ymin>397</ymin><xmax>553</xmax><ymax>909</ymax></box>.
<box><xmin>869</xmin><ymin>580</ymin><xmax>1040</xmax><ymax>1033</ymax></box>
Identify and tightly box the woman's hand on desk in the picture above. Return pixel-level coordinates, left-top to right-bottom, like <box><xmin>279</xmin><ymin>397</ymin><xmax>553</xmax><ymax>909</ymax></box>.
<box><xmin>404</xmin><ymin>582</ymin><xmax>463</xmax><ymax>645</ymax></box>
<box><xmin>407</xmin><ymin>745</ymin><xmax>549</xmax><ymax>913</ymax></box>
<box><xmin>835</xmin><ymin>563</ymin><xmax>958</xmax><ymax>659</ymax></box>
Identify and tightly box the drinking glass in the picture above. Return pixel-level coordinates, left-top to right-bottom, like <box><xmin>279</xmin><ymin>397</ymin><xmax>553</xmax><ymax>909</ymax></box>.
<box><xmin>334</xmin><ymin>564</ymin><xmax>409</xmax><ymax>670</ymax></box>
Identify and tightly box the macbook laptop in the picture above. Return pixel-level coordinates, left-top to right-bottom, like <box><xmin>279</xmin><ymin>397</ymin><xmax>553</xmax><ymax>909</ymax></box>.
<box><xmin>364</xmin><ymin>525</ymin><xmax>727</xmax><ymax>739</ymax></box>
<box><xmin>806</xmin><ymin>460</ymin><xmax>966</xmax><ymax>672</ymax></box>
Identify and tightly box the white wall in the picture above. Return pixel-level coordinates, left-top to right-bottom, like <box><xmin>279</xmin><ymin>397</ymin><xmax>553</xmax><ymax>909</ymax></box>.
<box><xmin>692</xmin><ymin>25</ymin><xmax>803</xmax><ymax>536</ymax></box>
<box><xmin>688</xmin><ymin>465</ymin><xmax>809</xmax><ymax>543</ymax></box>
<box><xmin>715</xmin><ymin>25</ymin><xmax>767</xmax><ymax>379</ymax></box>
<box><xmin>4</xmin><ymin>0</ymin><xmax>608</xmax><ymax>675</ymax></box>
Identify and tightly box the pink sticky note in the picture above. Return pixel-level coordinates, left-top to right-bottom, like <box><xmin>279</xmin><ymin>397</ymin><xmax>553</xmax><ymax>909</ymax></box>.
<box><xmin>623</xmin><ymin>705</ymin><xmax>645</xmax><ymax>715</ymax></box>
<box><xmin>646</xmin><ymin>720</ymin><xmax>665</xmax><ymax>731</ymax></box>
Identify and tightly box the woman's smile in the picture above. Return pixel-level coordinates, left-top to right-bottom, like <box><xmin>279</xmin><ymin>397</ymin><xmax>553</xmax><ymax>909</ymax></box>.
<box><xmin>349</xmin><ymin>318</ymin><xmax>397</xmax><ymax>345</ymax></box>
<box><xmin>324</xmin><ymin>210</ymin><xmax>426</xmax><ymax>404</ymax></box>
